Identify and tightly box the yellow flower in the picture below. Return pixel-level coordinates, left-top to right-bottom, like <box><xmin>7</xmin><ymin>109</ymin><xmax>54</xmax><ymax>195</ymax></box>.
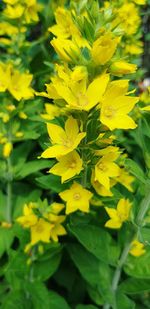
<box><xmin>41</xmin><ymin>103</ymin><xmax>61</xmax><ymax>120</ymax></box>
<box><xmin>130</xmin><ymin>240</ymin><xmax>146</xmax><ymax>257</ymax></box>
<box><xmin>41</xmin><ymin>117</ymin><xmax>86</xmax><ymax>158</ymax></box>
<box><xmin>16</xmin><ymin>203</ymin><xmax>38</xmax><ymax>228</ymax></box>
<box><xmin>50</xmin><ymin>151</ymin><xmax>83</xmax><ymax>183</ymax></box>
<box><xmin>50</xmin><ymin>203</ymin><xmax>65</xmax><ymax>214</ymax></box>
<box><xmin>49</xmin><ymin>7</ymin><xmax>89</xmax><ymax>48</ymax></box>
<box><xmin>105</xmin><ymin>198</ymin><xmax>132</xmax><ymax>229</ymax></box>
<box><xmin>0</xmin><ymin>63</ymin><xmax>11</xmax><ymax>92</ymax></box>
<box><xmin>30</xmin><ymin>218</ymin><xmax>52</xmax><ymax>245</ymax></box>
<box><xmin>15</xmin><ymin>132</ymin><xmax>24</xmax><ymax>138</ymax></box>
<box><xmin>100</xmin><ymin>80</ymin><xmax>139</xmax><ymax>130</ymax></box>
<box><xmin>95</xmin><ymin>153</ymin><xmax>120</xmax><ymax>190</ymax></box>
<box><xmin>44</xmin><ymin>213</ymin><xmax>67</xmax><ymax>242</ymax></box>
<box><xmin>50</xmin><ymin>73</ymin><xmax>109</xmax><ymax>111</ymax></box>
<box><xmin>0</xmin><ymin>22</ymin><xmax>26</xmax><ymax>36</ymax></box>
<box><xmin>91</xmin><ymin>170</ymin><xmax>114</xmax><ymax>197</ymax></box>
<box><xmin>59</xmin><ymin>182</ymin><xmax>93</xmax><ymax>214</ymax></box>
<box><xmin>116</xmin><ymin>168</ymin><xmax>134</xmax><ymax>192</ymax></box>
<box><xmin>3</xmin><ymin>0</ymin><xmax>19</xmax><ymax>4</ymax></box>
<box><xmin>51</xmin><ymin>38</ymin><xmax>80</xmax><ymax>62</ymax></box>
<box><xmin>3</xmin><ymin>142</ymin><xmax>13</xmax><ymax>158</ymax></box>
<box><xmin>114</xmin><ymin>3</ymin><xmax>140</xmax><ymax>35</ymax></box>
<box><xmin>133</xmin><ymin>0</ymin><xmax>146</xmax><ymax>5</ymax></box>
<box><xmin>4</xmin><ymin>4</ymin><xmax>24</xmax><ymax>19</ymax></box>
<box><xmin>24</xmin><ymin>0</ymin><xmax>41</xmax><ymax>23</ymax></box>
<box><xmin>125</xmin><ymin>42</ymin><xmax>143</xmax><ymax>55</ymax></box>
<box><xmin>49</xmin><ymin>7</ymin><xmax>76</xmax><ymax>39</ymax></box>
<box><xmin>19</xmin><ymin>112</ymin><xmax>28</xmax><ymax>119</ymax></box>
<box><xmin>91</xmin><ymin>33</ymin><xmax>119</xmax><ymax>65</ymax></box>
<box><xmin>110</xmin><ymin>61</ymin><xmax>137</xmax><ymax>75</ymax></box>
<box><xmin>8</xmin><ymin>70</ymin><xmax>34</xmax><ymax>101</ymax></box>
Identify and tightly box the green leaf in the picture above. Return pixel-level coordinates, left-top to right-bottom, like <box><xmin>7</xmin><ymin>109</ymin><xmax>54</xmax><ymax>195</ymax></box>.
<box><xmin>116</xmin><ymin>292</ymin><xmax>135</xmax><ymax>309</ymax></box>
<box><xmin>24</xmin><ymin>282</ymin><xmax>52</xmax><ymax>309</ymax></box>
<box><xmin>119</xmin><ymin>278</ymin><xmax>150</xmax><ymax>294</ymax></box>
<box><xmin>76</xmin><ymin>305</ymin><xmax>98</xmax><ymax>309</ymax></box>
<box><xmin>68</xmin><ymin>244</ymin><xmax>114</xmax><ymax>306</ymax></box>
<box><xmin>124</xmin><ymin>159</ymin><xmax>146</xmax><ymax>184</ymax></box>
<box><xmin>33</xmin><ymin>246</ymin><xmax>62</xmax><ymax>281</ymax></box>
<box><xmin>68</xmin><ymin>244</ymin><xmax>101</xmax><ymax>286</ymax></box>
<box><xmin>138</xmin><ymin>227</ymin><xmax>150</xmax><ymax>245</ymax></box>
<box><xmin>1</xmin><ymin>290</ymin><xmax>30</xmax><ymax>309</ymax></box>
<box><xmin>48</xmin><ymin>290</ymin><xmax>71</xmax><ymax>309</ymax></box>
<box><xmin>87</xmin><ymin>285</ymin><xmax>103</xmax><ymax>306</ymax></box>
<box><xmin>5</xmin><ymin>250</ymin><xmax>28</xmax><ymax>288</ymax></box>
<box><xmin>36</xmin><ymin>174</ymin><xmax>68</xmax><ymax>192</ymax></box>
<box><xmin>13</xmin><ymin>189</ymin><xmax>42</xmax><ymax>219</ymax></box>
<box><xmin>14</xmin><ymin>160</ymin><xmax>53</xmax><ymax>179</ymax></box>
<box><xmin>69</xmin><ymin>223</ymin><xmax>118</xmax><ymax>265</ymax></box>
<box><xmin>0</xmin><ymin>228</ymin><xmax>14</xmax><ymax>257</ymax></box>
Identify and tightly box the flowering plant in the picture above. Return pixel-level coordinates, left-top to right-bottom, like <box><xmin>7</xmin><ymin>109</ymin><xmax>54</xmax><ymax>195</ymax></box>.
<box><xmin>0</xmin><ymin>0</ymin><xmax>150</xmax><ymax>308</ymax></box>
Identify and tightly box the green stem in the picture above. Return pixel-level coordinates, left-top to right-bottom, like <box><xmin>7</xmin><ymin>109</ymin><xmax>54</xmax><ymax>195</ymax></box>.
<box><xmin>103</xmin><ymin>190</ymin><xmax>150</xmax><ymax>309</ymax></box>
<box><xmin>6</xmin><ymin>157</ymin><xmax>12</xmax><ymax>223</ymax></box>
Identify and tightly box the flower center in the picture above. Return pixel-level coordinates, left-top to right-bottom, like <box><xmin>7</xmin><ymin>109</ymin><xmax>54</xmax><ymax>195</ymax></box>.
<box><xmin>104</xmin><ymin>106</ymin><xmax>115</xmax><ymax>119</ymax></box>
<box><xmin>70</xmin><ymin>160</ymin><xmax>76</xmax><ymax>168</ymax></box>
<box><xmin>77</xmin><ymin>93</ymin><xmax>88</xmax><ymax>107</ymax></box>
<box><xmin>98</xmin><ymin>162</ymin><xmax>107</xmax><ymax>172</ymax></box>
<box><xmin>35</xmin><ymin>223</ymin><xmax>44</xmax><ymax>233</ymax></box>
<box><xmin>73</xmin><ymin>193</ymin><xmax>81</xmax><ymax>200</ymax></box>
<box><xmin>62</xmin><ymin>138</ymin><xmax>72</xmax><ymax>148</ymax></box>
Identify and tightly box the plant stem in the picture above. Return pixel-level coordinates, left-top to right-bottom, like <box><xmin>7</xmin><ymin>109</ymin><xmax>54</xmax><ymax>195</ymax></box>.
<box><xmin>103</xmin><ymin>190</ymin><xmax>150</xmax><ymax>309</ymax></box>
<box><xmin>6</xmin><ymin>157</ymin><xmax>12</xmax><ymax>223</ymax></box>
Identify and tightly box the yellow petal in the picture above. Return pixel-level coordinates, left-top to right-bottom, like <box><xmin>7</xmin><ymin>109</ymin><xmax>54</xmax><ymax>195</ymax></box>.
<box><xmin>86</xmin><ymin>74</ymin><xmax>109</xmax><ymax>108</ymax></box>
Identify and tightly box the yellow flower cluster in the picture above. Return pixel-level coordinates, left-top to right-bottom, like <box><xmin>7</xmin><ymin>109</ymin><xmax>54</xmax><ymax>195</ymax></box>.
<box><xmin>38</xmin><ymin>2</ymin><xmax>140</xmax><ymax>225</ymax></box>
<box><xmin>17</xmin><ymin>202</ymin><xmax>67</xmax><ymax>247</ymax></box>
<box><xmin>0</xmin><ymin>63</ymin><xmax>34</xmax><ymax>101</ymax></box>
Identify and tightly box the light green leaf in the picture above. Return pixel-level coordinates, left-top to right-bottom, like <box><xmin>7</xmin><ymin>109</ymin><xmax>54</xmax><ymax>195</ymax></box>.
<box><xmin>124</xmin><ymin>248</ymin><xmax>150</xmax><ymax>278</ymax></box>
<box><xmin>116</xmin><ymin>292</ymin><xmax>135</xmax><ymax>309</ymax></box>
<box><xmin>119</xmin><ymin>278</ymin><xmax>150</xmax><ymax>294</ymax></box>
<box><xmin>0</xmin><ymin>228</ymin><xmax>14</xmax><ymax>257</ymax></box>
<box><xmin>14</xmin><ymin>160</ymin><xmax>53</xmax><ymax>179</ymax></box>
<box><xmin>124</xmin><ymin>159</ymin><xmax>146</xmax><ymax>184</ymax></box>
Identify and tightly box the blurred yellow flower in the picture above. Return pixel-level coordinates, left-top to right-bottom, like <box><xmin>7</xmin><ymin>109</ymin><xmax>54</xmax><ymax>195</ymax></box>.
<box><xmin>110</xmin><ymin>61</ymin><xmax>137</xmax><ymax>75</ymax></box>
<box><xmin>31</xmin><ymin>218</ymin><xmax>52</xmax><ymax>245</ymax></box>
<box><xmin>3</xmin><ymin>142</ymin><xmax>13</xmax><ymax>158</ymax></box>
<box><xmin>130</xmin><ymin>240</ymin><xmax>146</xmax><ymax>257</ymax></box>
<box><xmin>105</xmin><ymin>198</ymin><xmax>132</xmax><ymax>229</ymax></box>
<box><xmin>16</xmin><ymin>203</ymin><xmax>38</xmax><ymax>228</ymax></box>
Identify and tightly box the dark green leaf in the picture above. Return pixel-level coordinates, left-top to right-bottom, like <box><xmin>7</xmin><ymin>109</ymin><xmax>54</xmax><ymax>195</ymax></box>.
<box><xmin>69</xmin><ymin>223</ymin><xmax>118</xmax><ymax>265</ymax></box>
